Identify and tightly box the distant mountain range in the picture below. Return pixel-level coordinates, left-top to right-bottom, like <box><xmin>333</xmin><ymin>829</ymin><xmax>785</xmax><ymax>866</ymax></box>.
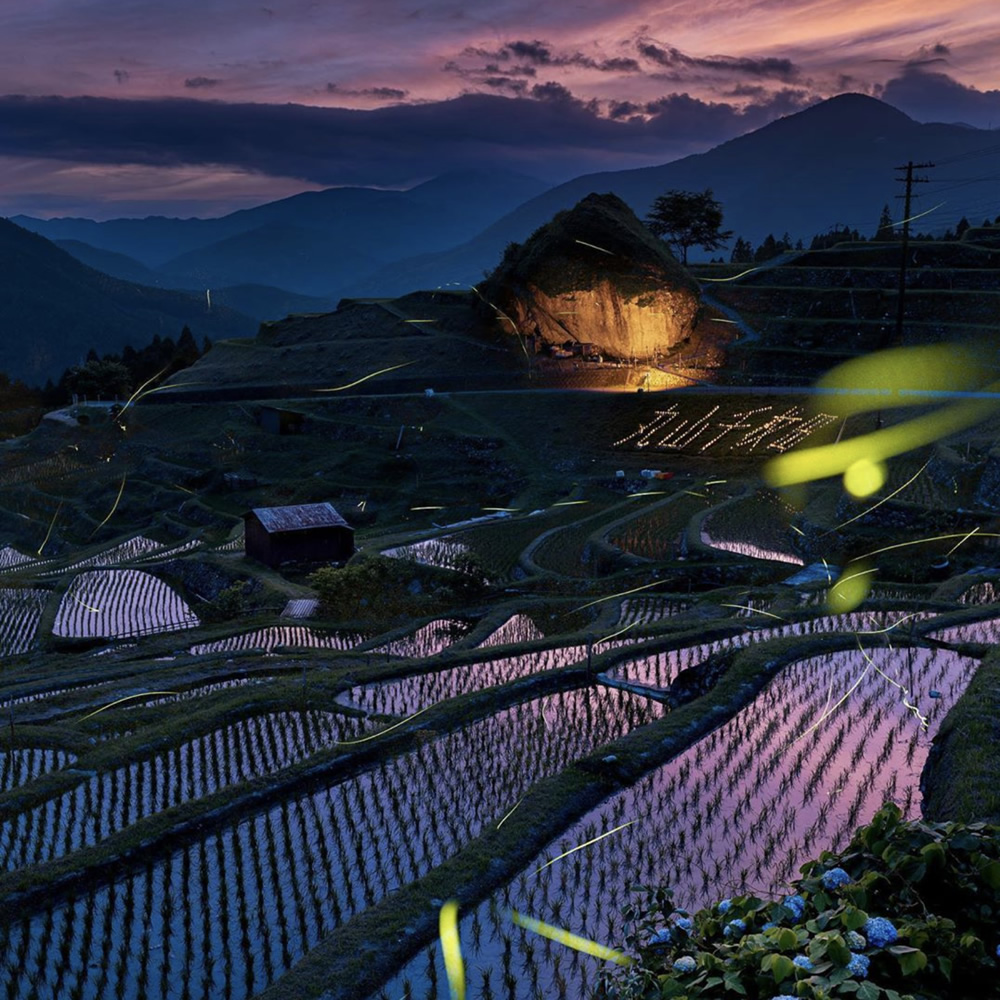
<box><xmin>13</xmin><ymin>169</ymin><xmax>551</xmax><ymax>298</ymax></box>
<box><xmin>0</xmin><ymin>219</ymin><xmax>257</xmax><ymax>384</ymax></box>
<box><xmin>6</xmin><ymin>95</ymin><xmax>1000</xmax><ymax>382</ymax></box>
<box><xmin>343</xmin><ymin>94</ymin><xmax>1000</xmax><ymax>298</ymax></box>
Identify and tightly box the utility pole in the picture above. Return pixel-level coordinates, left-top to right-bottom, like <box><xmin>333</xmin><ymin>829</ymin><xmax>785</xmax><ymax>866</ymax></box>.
<box><xmin>892</xmin><ymin>160</ymin><xmax>934</xmax><ymax>347</ymax></box>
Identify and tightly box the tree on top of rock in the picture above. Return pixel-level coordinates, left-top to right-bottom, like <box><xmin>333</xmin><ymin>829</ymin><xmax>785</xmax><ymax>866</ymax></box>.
<box><xmin>644</xmin><ymin>189</ymin><xmax>733</xmax><ymax>265</ymax></box>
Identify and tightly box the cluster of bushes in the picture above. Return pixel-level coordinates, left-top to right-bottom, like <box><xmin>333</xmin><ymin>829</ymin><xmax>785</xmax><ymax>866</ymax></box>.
<box><xmin>600</xmin><ymin>804</ymin><xmax>999</xmax><ymax>999</ymax></box>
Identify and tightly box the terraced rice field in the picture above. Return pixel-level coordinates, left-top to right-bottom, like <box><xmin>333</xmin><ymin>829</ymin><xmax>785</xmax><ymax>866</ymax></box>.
<box><xmin>0</xmin><ymin>686</ymin><xmax>665</xmax><ymax>1000</ymax></box>
<box><xmin>53</xmin><ymin>570</ymin><xmax>199</xmax><ymax>639</ymax></box>
<box><xmin>375</xmin><ymin>643</ymin><xmax>976</xmax><ymax>1000</ymax></box>
<box><xmin>0</xmin><ymin>747</ymin><xmax>77</xmax><ymax>793</ymax></box>
<box><xmin>189</xmin><ymin>626</ymin><xmax>368</xmax><ymax>656</ymax></box>
<box><xmin>0</xmin><ymin>710</ymin><xmax>369</xmax><ymax>872</ymax></box>
<box><xmin>0</xmin><ymin>587</ymin><xmax>49</xmax><ymax>656</ymax></box>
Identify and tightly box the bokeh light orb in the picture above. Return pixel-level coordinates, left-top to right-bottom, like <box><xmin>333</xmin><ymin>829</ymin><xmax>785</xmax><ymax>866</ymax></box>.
<box><xmin>843</xmin><ymin>457</ymin><xmax>887</xmax><ymax>498</ymax></box>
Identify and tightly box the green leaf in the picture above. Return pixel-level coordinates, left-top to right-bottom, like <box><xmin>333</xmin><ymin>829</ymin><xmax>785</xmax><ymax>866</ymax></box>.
<box><xmin>723</xmin><ymin>971</ymin><xmax>748</xmax><ymax>995</ymax></box>
<box><xmin>897</xmin><ymin>949</ymin><xmax>928</xmax><ymax>976</ymax></box>
<box><xmin>841</xmin><ymin>907</ymin><xmax>869</xmax><ymax>931</ymax></box>
<box><xmin>776</xmin><ymin>928</ymin><xmax>799</xmax><ymax>951</ymax></box>
<box><xmin>938</xmin><ymin>955</ymin><xmax>952</xmax><ymax>981</ymax></box>
<box><xmin>827</xmin><ymin>937</ymin><xmax>852</xmax><ymax>966</ymax></box>
<box><xmin>857</xmin><ymin>980</ymin><xmax>881</xmax><ymax>1000</ymax></box>
<box><xmin>769</xmin><ymin>955</ymin><xmax>796</xmax><ymax>983</ymax></box>
<box><xmin>982</xmin><ymin>860</ymin><xmax>1000</xmax><ymax>889</ymax></box>
<box><xmin>919</xmin><ymin>841</ymin><xmax>946</xmax><ymax>868</ymax></box>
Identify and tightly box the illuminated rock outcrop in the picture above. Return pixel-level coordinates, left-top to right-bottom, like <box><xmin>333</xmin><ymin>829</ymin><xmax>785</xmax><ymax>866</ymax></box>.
<box><xmin>480</xmin><ymin>193</ymin><xmax>701</xmax><ymax>360</ymax></box>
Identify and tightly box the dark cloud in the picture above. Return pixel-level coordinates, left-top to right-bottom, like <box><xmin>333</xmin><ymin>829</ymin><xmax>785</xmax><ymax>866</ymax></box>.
<box><xmin>0</xmin><ymin>89</ymin><xmax>818</xmax><ymax>189</ymax></box>
<box><xmin>879</xmin><ymin>67</ymin><xmax>1000</xmax><ymax>127</ymax></box>
<box><xmin>637</xmin><ymin>39</ymin><xmax>799</xmax><ymax>81</ymax></box>
<box><xmin>184</xmin><ymin>76</ymin><xmax>220</xmax><ymax>89</ymax></box>
<box><xmin>460</xmin><ymin>38</ymin><xmax>640</xmax><ymax>74</ymax></box>
<box><xmin>481</xmin><ymin>77</ymin><xmax>528</xmax><ymax>95</ymax></box>
<box><xmin>326</xmin><ymin>83</ymin><xmax>409</xmax><ymax>100</ymax></box>
<box><xmin>113</xmin><ymin>69</ymin><xmax>129</xmax><ymax>85</ymax></box>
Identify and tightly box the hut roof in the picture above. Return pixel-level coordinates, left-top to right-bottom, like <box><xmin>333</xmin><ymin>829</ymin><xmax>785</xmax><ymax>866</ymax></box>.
<box><xmin>247</xmin><ymin>502</ymin><xmax>351</xmax><ymax>534</ymax></box>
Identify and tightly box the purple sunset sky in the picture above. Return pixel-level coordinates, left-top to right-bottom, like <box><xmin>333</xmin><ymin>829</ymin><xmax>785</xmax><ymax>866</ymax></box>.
<box><xmin>1</xmin><ymin>0</ymin><xmax>998</xmax><ymax>218</ymax></box>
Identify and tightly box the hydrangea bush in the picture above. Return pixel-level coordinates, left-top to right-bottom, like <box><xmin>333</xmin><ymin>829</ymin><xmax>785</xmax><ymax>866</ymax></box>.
<box><xmin>602</xmin><ymin>805</ymin><xmax>1000</xmax><ymax>1000</ymax></box>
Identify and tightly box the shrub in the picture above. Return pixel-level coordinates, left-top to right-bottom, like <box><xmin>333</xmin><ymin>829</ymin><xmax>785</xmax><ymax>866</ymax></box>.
<box><xmin>602</xmin><ymin>804</ymin><xmax>1000</xmax><ymax>999</ymax></box>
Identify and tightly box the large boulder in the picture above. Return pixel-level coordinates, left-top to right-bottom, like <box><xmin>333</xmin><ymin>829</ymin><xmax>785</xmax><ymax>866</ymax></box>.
<box><xmin>480</xmin><ymin>193</ymin><xmax>701</xmax><ymax>360</ymax></box>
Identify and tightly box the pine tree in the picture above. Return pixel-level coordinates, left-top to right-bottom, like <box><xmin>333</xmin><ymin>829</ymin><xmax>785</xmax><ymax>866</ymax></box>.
<box><xmin>729</xmin><ymin>237</ymin><xmax>753</xmax><ymax>263</ymax></box>
<box><xmin>875</xmin><ymin>204</ymin><xmax>896</xmax><ymax>241</ymax></box>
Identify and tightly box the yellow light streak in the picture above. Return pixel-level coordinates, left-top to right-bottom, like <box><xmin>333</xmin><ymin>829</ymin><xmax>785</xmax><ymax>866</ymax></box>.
<box><xmin>574</xmin><ymin>239</ymin><xmax>613</xmax><ymax>255</ymax></box>
<box><xmin>791</xmin><ymin>524</ymin><xmax>805</xmax><ymax>536</ymax></box>
<box><xmin>313</xmin><ymin>361</ymin><xmax>416</xmax><ymax>393</ymax></box>
<box><xmin>711</xmin><ymin>318</ymin><xmax>738</xmax><ymax>323</ymax></box>
<box><xmin>172</xmin><ymin>483</ymin><xmax>196</xmax><ymax>495</ymax></box>
<box><xmin>827</xmin><ymin>460</ymin><xmax>930</xmax><ymax>533</ymax></box>
<box><xmin>720</xmin><ymin>605</ymin><xmax>788</xmax><ymax>621</ymax></box>
<box><xmin>411</xmin><ymin>506</ymin><xmax>445</xmax><ymax>511</ymax></box>
<box><xmin>843</xmin><ymin>457</ymin><xmax>887</xmax><ymax>497</ymax></box>
<box><xmin>699</xmin><ymin>265</ymin><xmax>763</xmax><ymax>283</ymax></box>
<box><xmin>595</xmin><ymin>621</ymin><xmax>637</xmax><ymax>645</ymax></box>
<box><xmin>856</xmin><ymin>638</ymin><xmax>928</xmax><ymax>728</ymax></box>
<box><xmin>403</xmin><ymin>319</ymin><xmax>436</xmax><ymax>323</ymax></box>
<box><xmin>117</xmin><ymin>365</ymin><xmax>170</xmax><ymax>418</ymax></box>
<box><xmin>439</xmin><ymin>901</ymin><xmax>465</xmax><ymax>1000</ymax></box>
<box><xmin>482</xmin><ymin>507</ymin><xmax>520</xmax><ymax>512</ymax></box>
<box><xmin>511</xmin><ymin>910</ymin><xmax>634</xmax><ymax>967</ymax></box>
<box><xmin>571</xmin><ymin>581</ymin><xmax>661</xmax><ymax>613</ymax></box>
<box><xmin>70</xmin><ymin>593</ymin><xmax>101</xmax><ymax>614</ymax></box>
<box><xmin>79</xmin><ymin>692</ymin><xmax>178</xmax><ymax>721</ymax></box>
<box><xmin>37</xmin><ymin>502</ymin><xmax>62</xmax><ymax>556</ymax></box>
<box><xmin>333</xmin><ymin>705</ymin><xmax>432</xmax><ymax>745</ymax></box>
<box><xmin>794</xmin><ymin>656</ymin><xmax>872</xmax><ymax>744</ymax></box>
<box><xmin>90</xmin><ymin>473</ymin><xmax>127</xmax><ymax>539</ymax></box>
<box><xmin>682</xmin><ymin>490</ymin><xmax>708</xmax><ymax>498</ymax></box>
<box><xmin>533</xmin><ymin>820</ymin><xmax>634</xmax><ymax>876</ymax></box>
<box><xmin>897</xmin><ymin>201</ymin><xmax>945</xmax><ymax>227</ymax></box>
<box><xmin>946</xmin><ymin>525</ymin><xmax>981</xmax><ymax>556</ymax></box>
<box><xmin>626</xmin><ymin>490</ymin><xmax>667</xmax><ymax>497</ymax></box>
<box><xmin>857</xmin><ymin>532</ymin><xmax>1000</xmax><ymax>561</ymax></box>
<box><xmin>703</xmin><ymin>479</ymin><xmax>727</xmax><ymax>485</ymax></box>
<box><xmin>510</xmin><ymin>910</ymin><xmax>635</xmax><ymax>965</ymax></box>
<box><xmin>856</xmin><ymin>611</ymin><xmax>923</xmax><ymax>635</ymax></box>
<box><xmin>496</xmin><ymin>798</ymin><xmax>523</xmax><ymax>830</ymax></box>
<box><xmin>551</xmin><ymin>500</ymin><xmax>589</xmax><ymax>507</ymax></box>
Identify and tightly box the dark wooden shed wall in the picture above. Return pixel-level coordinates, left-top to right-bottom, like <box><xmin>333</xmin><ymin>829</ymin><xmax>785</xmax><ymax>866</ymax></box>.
<box><xmin>244</xmin><ymin>513</ymin><xmax>353</xmax><ymax>568</ymax></box>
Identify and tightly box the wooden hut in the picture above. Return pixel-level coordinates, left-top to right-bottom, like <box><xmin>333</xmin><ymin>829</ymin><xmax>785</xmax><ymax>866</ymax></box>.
<box><xmin>244</xmin><ymin>502</ymin><xmax>353</xmax><ymax>568</ymax></box>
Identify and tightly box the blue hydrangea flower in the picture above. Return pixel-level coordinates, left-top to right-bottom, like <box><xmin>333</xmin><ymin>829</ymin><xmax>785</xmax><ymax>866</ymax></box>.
<box><xmin>672</xmin><ymin>956</ymin><xmax>697</xmax><ymax>973</ymax></box>
<box><xmin>847</xmin><ymin>952</ymin><xmax>870</xmax><ymax>977</ymax></box>
<box><xmin>863</xmin><ymin>916</ymin><xmax>898</xmax><ymax>949</ymax></box>
<box><xmin>846</xmin><ymin>930</ymin><xmax>866</xmax><ymax>950</ymax></box>
<box><xmin>762</xmin><ymin>922</ymin><xmax>777</xmax><ymax>931</ymax></box>
<box><xmin>724</xmin><ymin>918</ymin><xmax>747</xmax><ymax>939</ymax></box>
<box><xmin>649</xmin><ymin>927</ymin><xmax>672</xmax><ymax>945</ymax></box>
<box><xmin>821</xmin><ymin>867</ymin><xmax>852</xmax><ymax>889</ymax></box>
<box><xmin>793</xmin><ymin>955</ymin><xmax>814</xmax><ymax>971</ymax></box>
<box><xmin>717</xmin><ymin>898</ymin><xmax>732</xmax><ymax>913</ymax></box>
<box><xmin>771</xmin><ymin>995</ymin><xmax>798</xmax><ymax>1000</ymax></box>
<box><xmin>672</xmin><ymin>916</ymin><xmax>694</xmax><ymax>933</ymax></box>
<box><xmin>782</xmin><ymin>894</ymin><xmax>806</xmax><ymax>920</ymax></box>
<box><xmin>996</xmin><ymin>943</ymin><xmax>1000</xmax><ymax>958</ymax></box>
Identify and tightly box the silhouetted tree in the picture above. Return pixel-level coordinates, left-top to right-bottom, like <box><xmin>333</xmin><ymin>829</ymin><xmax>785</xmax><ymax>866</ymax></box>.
<box><xmin>644</xmin><ymin>188</ymin><xmax>733</xmax><ymax>264</ymax></box>
<box><xmin>875</xmin><ymin>204</ymin><xmax>896</xmax><ymax>241</ymax></box>
<box><xmin>956</xmin><ymin>216</ymin><xmax>971</xmax><ymax>239</ymax></box>
<box><xmin>729</xmin><ymin>236</ymin><xmax>753</xmax><ymax>263</ymax></box>
<box><xmin>66</xmin><ymin>359</ymin><xmax>131</xmax><ymax>400</ymax></box>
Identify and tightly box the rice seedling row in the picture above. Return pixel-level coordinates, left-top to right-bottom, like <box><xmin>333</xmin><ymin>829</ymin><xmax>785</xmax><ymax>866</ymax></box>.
<box><xmin>477</xmin><ymin>614</ymin><xmax>544</xmax><ymax>647</ymax></box>
<box><xmin>0</xmin><ymin>748</ymin><xmax>77</xmax><ymax>794</ymax></box>
<box><xmin>616</xmin><ymin>596</ymin><xmax>690</xmax><ymax>626</ymax></box>
<box><xmin>958</xmin><ymin>580</ymin><xmax>1000</xmax><ymax>605</ymax></box>
<box><xmin>699</xmin><ymin>491</ymin><xmax>804</xmax><ymax>565</ymax></box>
<box><xmin>188</xmin><ymin>626</ymin><xmax>367</xmax><ymax>656</ymax></box>
<box><xmin>279</xmin><ymin>599</ymin><xmax>318</xmax><ymax>619</ymax></box>
<box><xmin>39</xmin><ymin>536</ymin><xmax>165</xmax><ymax>575</ymax></box>
<box><xmin>52</xmin><ymin>570</ymin><xmax>199</xmax><ymax>639</ymax></box>
<box><xmin>0</xmin><ymin>587</ymin><xmax>48</xmax><ymax>656</ymax></box>
<box><xmin>124</xmin><ymin>677</ymin><xmax>279</xmax><ymax>711</ymax></box>
<box><xmin>605</xmin><ymin>495</ymin><xmax>710</xmax><ymax>562</ymax></box>
<box><xmin>380</xmin><ymin>537</ymin><xmax>481</xmax><ymax>577</ymax></box>
<box><xmin>929</xmin><ymin>615</ymin><xmax>1000</xmax><ymax>644</ymax></box>
<box><xmin>370</xmin><ymin>618</ymin><xmax>472</xmax><ymax>658</ymax></box>
<box><xmin>0</xmin><ymin>548</ymin><xmax>36</xmax><ymax>573</ymax></box>
<box><xmin>0</xmin><ymin>686</ymin><xmax>665</xmax><ymax>1000</ymax></box>
<box><xmin>375</xmin><ymin>644</ymin><xmax>977</xmax><ymax>1000</ymax></box>
<box><xmin>606</xmin><ymin>610</ymin><xmax>934</xmax><ymax>690</ymax></box>
<box><xmin>340</xmin><ymin>642</ymin><xmax>597</xmax><ymax>716</ymax></box>
<box><xmin>0</xmin><ymin>710</ymin><xmax>369</xmax><ymax>873</ymax></box>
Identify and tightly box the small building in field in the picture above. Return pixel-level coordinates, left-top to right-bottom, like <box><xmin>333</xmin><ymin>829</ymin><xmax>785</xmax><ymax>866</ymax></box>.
<box><xmin>244</xmin><ymin>502</ymin><xmax>353</xmax><ymax>568</ymax></box>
